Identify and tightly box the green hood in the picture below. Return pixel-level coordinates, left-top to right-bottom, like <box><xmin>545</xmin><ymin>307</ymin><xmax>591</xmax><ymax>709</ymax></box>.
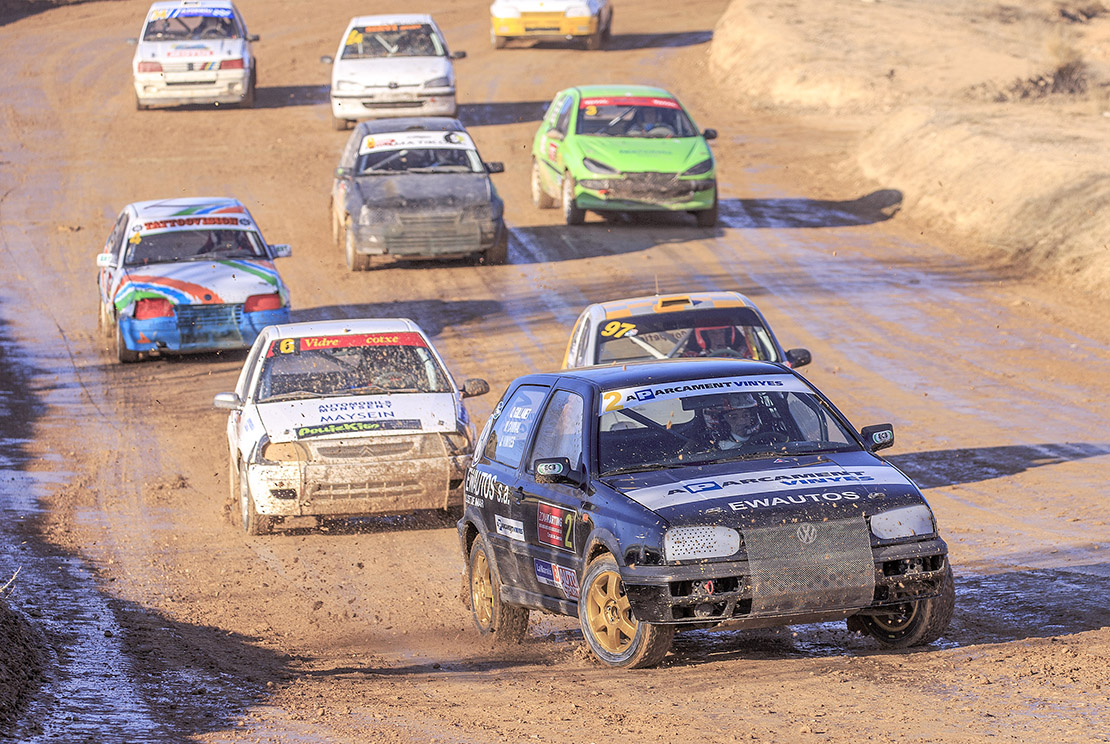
<box><xmin>571</xmin><ymin>136</ymin><xmax>712</xmax><ymax>176</ymax></box>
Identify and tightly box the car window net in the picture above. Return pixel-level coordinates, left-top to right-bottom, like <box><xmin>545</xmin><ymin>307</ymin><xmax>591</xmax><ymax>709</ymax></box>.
<box><xmin>124</xmin><ymin>230</ymin><xmax>266</xmax><ymax>265</ymax></box>
<box><xmin>340</xmin><ymin>24</ymin><xmax>444</xmax><ymax>59</ymax></box>
<box><xmin>595</xmin><ymin>307</ymin><xmax>779</xmax><ymax>364</ymax></box>
<box><xmin>576</xmin><ymin>105</ymin><xmax>697</xmax><ymax>138</ymax></box>
<box><xmin>256</xmin><ymin>344</ymin><xmax>450</xmax><ymax>401</ymax></box>
<box><xmin>356</xmin><ymin>148</ymin><xmax>481</xmax><ymax>174</ymax></box>
<box><xmin>143</xmin><ymin>14</ymin><xmax>239</xmax><ymax>41</ymax></box>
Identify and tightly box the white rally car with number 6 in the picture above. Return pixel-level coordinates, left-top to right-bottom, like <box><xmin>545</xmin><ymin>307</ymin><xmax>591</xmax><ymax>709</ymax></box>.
<box><xmin>215</xmin><ymin>319</ymin><xmax>489</xmax><ymax>534</ymax></box>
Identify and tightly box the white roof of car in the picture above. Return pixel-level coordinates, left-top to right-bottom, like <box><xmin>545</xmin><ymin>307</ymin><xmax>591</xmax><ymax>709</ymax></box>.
<box><xmin>589</xmin><ymin>291</ymin><xmax>759</xmax><ymax>319</ymax></box>
<box><xmin>347</xmin><ymin>14</ymin><xmax>435</xmax><ymax>27</ymax></box>
<box><xmin>129</xmin><ymin>196</ymin><xmax>245</xmax><ymax>219</ymax></box>
<box><xmin>265</xmin><ymin>318</ymin><xmax>427</xmax><ymax>340</ymax></box>
<box><xmin>147</xmin><ymin>0</ymin><xmax>236</xmax><ymax>10</ymax></box>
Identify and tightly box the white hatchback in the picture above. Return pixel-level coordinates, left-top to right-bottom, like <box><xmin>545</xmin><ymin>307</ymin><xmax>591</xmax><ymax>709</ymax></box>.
<box><xmin>130</xmin><ymin>0</ymin><xmax>258</xmax><ymax>109</ymax></box>
<box><xmin>214</xmin><ymin>319</ymin><xmax>489</xmax><ymax>534</ymax></box>
<box><xmin>321</xmin><ymin>14</ymin><xmax>466</xmax><ymax>130</ymax></box>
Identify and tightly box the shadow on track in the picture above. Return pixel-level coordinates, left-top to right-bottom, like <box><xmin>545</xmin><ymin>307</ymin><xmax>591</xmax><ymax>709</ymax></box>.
<box><xmin>888</xmin><ymin>442</ymin><xmax>1110</xmax><ymax>489</ymax></box>
<box><xmin>458</xmin><ymin>101</ymin><xmax>549</xmax><ymax>127</ymax></box>
<box><xmin>721</xmin><ymin>189</ymin><xmax>904</xmax><ymax>229</ymax></box>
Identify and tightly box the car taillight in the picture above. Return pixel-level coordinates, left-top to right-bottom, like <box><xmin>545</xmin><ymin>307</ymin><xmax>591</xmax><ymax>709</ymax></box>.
<box><xmin>220</xmin><ymin>58</ymin><xmax>245</xmax><ymax>70</ymax></box>
<box><xmin>137</xmin><ymin>61</ymin><xmax>163</xmax><ymax>73</ymax></box>
<box><xmin>244</xmin><ymin>293</ymin><xmax>282</xmax><ymax>313</ymax></box>
<box><xmin>134</xmin><ymin>298</ymin><xmax>174</xmax><ymax>319</ymax></box>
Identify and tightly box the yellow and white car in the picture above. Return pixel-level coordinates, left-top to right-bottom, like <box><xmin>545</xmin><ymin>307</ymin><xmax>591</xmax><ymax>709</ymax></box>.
<box><xmin>490</xmin><ymin>0</ymin><xmax>612</xmax><ymax>50</ymax></box>
<box><xmin>561</xmin><ymin>292</ymin><xmax>812</xmax><ymax>370</ymax></box>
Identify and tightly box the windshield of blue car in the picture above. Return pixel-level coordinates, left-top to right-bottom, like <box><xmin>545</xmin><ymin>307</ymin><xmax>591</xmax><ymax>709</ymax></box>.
<box><xmin>595</xmin><ymin>307</ymin><xmax>779</xmax><ymax>364</ymax></box>
<box><xmin>356</xmin><ymin>147</ymin><xmax>483</xmax><ymax>174</ymax></box>
<box><xmin>340</xmin><ymin>23</ymin><xmax>445</xmax><ymax>59</ymax></box>
<box><xmin>123</xmin><ymin>229</ymin><xmax>267</xmax><ymax>265</ymax></box>
<box><xmin>255</xmin><ymin>337</ymin><xmax>452</xmax><ymax>403</ymax></box>
<box><xmin>142</xmin><ymin>13</ymin><xmax>240</xmax><ymax>41</ymax></box>
<box><xmin>597</xmin><ymin>385</ymin><xmax>860</xmax><ymax>474</ymax></box>
<box><xmin>576</xmin><ymin>104</ymin><xmax>698</xmax><ymax>138</ymax></box>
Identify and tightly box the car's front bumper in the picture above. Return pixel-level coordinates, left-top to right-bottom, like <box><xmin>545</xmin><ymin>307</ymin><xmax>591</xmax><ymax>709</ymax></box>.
<box><xmin>246</xmin><ymin>440</ymin><xmax>470</xmax><ymax>518</ymax></box>
<box><xmin>621</xmin><ymin>537</ymin><xmax>950</xmax><ymax>625</ymax></box>
<box><xmin>330</xmin><ymin>90</ymin><xmax>457</xmax><ymax>120</ymax></box>
<box><xmin>133</xmin><ymin>70</ymin><xmax>250</xmax><ymax>107</ymax></box>
<box><xmin>573</xmin><ymin>176</ymin><xmax>716</xmax><ymax>212</ymax></box>
<box><xmin>351</xmin><ymin>216</ymin><xmax>504</xmax><ymax>258</ymax></box>
<box><xmin>491</xmin><ymin>14</ymin><xmax>597</xmax><ymax>39</ymax></box>
<box><xmin>119</xmin><ymin>305</ymin><xmax>288</xmax><ymax>354</ymax></box>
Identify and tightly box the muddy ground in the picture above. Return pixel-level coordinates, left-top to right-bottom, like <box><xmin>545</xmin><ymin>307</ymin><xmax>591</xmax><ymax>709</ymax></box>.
<box><xmin>0</xmin><ymin>0</ymin><xmax>1108</xmax><ymax>741</ymax></box>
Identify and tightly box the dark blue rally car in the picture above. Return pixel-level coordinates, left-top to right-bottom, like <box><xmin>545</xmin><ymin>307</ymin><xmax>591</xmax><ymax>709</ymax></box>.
<box><xmin>457</xmin><ymin>358</ymin><xmax>953</xmax><ymax>668</ymax></box>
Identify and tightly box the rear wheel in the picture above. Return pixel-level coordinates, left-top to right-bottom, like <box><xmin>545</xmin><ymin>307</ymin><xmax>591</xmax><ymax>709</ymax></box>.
<box><xmin>578</xmin><ymin>554</ymin><xmax>673</xmax><ymax>668</ymax></box>
<box><xmin>344</xmin><ymin>216</ymin><xmax>371</xmax><ymax>271</ymax></box>
<box><xmin>602</xmin><ymin>10</ymin><xmax>613</xmax><ymax>40</ymax></box>
<box><xmin>585</xmin><ymin>27</ymin><xmax>603</xmax><ymax>50</ymax></box>
<box><xmin>483</xmin><ymin>227</ymin><xmax>509</xmax><ymax>265</ymax></box>
<box><xmin>332</xmin><ymin>116</ymin><xmax>349</xmax><ymax>131</ymax></box>
<box><xmin>97</xmin><ymin>300</ymin><xmax>114</xmax><ymax>338</ymax></box>
<box><xmin>239</xmin><ymin>461</ymin><xmax>272</xmax><ymax>536</ymax></box>
<box><xmin>847</xmin><ymin>564</ymin><xmax>955</xmax><ymax>648</ymax></box>
<box><xmin>531</xmin><ymin>159</ymin><xmax>556</xmax><ymax>209</ymax></box>
<box><xmin>695</xmin><ymin>190</ymin><xmax>718</xmax><ymax>227</ymax></box>
<box><xmin>115</xmin><ymin>321</ymin><xmax>139</xmax><ymax>363</ymax></box>
<box><xmin>562</xmin><ymin>173</ymin><xmax>586</xmax><ymax>225</ymax></box>
<box><xmin>493</xmin><ymin>34</ymin><xmax>508</xmax><ymax>49</ymax></box>
<box><xmin>135</xmin><ymin>96</ymin><xmax>149</xmax><ymax>111</ymax></box>
<box><xmin>469</xmin><ymin>534</ymin><xmax>528</xmax><ymax>643</ymax></box>
<box><xmin>240</xmin><ymin>68</ymin><xmax>256</xmax><ymax>108</ymax></box>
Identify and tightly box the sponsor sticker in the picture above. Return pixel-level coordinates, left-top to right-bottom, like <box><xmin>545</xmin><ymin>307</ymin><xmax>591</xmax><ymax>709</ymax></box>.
<box><xmin>465</xmin><ymin>469</ymin><xmax>511</xmax><ymax>507</ymax></box>
<box><xmin>579</xmin><ymin>96</ymin><xmax>681</xmax><ymax>110</ymax></box>
<box><xmin>494</xmin><ymin>514</ymin><xmax>525</xmax><ymax>542</ymax></box>
<box><xmin>599</xmin><ymin>375</ymin><xmax>812</xmax><ymax>414</ymax></box>
<box><xmin>537</xmin><ymin>502</ymin><xmax>573</xmax><ymax>551</ymax></box>
<box><xmin>534</xmin><ymin>558</ymin><xmax>580</xmax><ymax>601</ymax></box>
<box><xmin>141</xmin><ymin>216</ymin><xmax>249</xmax><ymax>232</ymax></box>
<box><xmin>266</xmin><ymin>332</ymin><xmax>427</xmax><ymax>357</ymax></box>
<box><xmin>358</xmin><ymin>131</ymin><xmax>476</xmax><ymax>155</ymax></box>
<box><xmin>295</xmin><ymin>420</ymin><xmax>419</xmax><ymax>438</ymax></box>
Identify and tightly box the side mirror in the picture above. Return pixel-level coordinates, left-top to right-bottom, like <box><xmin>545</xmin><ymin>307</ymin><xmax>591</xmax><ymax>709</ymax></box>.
<box><xmin>860</xmin><ymin>424</ymin><xmax>895</xmax><ymax>452</ymax></box>
<box><xmin>320</xmin><ymin>55</ymin><xmax>334</xmax><ymax>65</ymax></box>
<box><xmin>546</xmin><ymin>129</ymin><xmax>564</xmax><ymax>142</ymax></box>
<box><xmin>485</xmin><ymin>162</ymin><xmax>504</xmax><ymax>174</ymax></box>
<box><xmin>248</xmin><ymin>34</ymin><xmax>260</xmax><ymax>42</ymax></box>
<box><xmin>334</xmin><ymin>166</ymin><xmax>350</xmax><ymax>179</ymax></box>
<box><xmin>702</xmin><ymin>128</ymin><xmax>718</xmax><ymax>140</ymax></box>
<box><xmin>270</xmin><ymin>243</ymin><xmax>292</xmax><ymax>258</ymax></box>
<box><xmin>450</xmin><ymin>50</ymin><xmax>467</xmax><ymax>60</ymax></box>
<box><xmin>534</xmin><ymin>457</ymin><xmax>585</xmax><ymax>487</ymax></box>
<box><xmin>785</xmin><ymin>348</ymin><xmax>811</xmax><ymax>368</ymax></box>
<box><xmin>462</xmin><ymin>378</ymin><xmax>490</xmax><ymax>398</ymax></box>
<box><xmin>213</xmin><ymin>392</ymin><xmax>242</xmax><ymax>410</ymax></box>
<box><xmin>96</xmin><ymin>253</ymin><xmax>114</xmax><ymax>268</ymax></box>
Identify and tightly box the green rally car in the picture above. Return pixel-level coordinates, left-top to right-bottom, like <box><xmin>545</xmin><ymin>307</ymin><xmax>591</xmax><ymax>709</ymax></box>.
<box><xmin>530</xmin><ymin>85</ymin><xmax>718</xmax><ymax>227</ymax></box>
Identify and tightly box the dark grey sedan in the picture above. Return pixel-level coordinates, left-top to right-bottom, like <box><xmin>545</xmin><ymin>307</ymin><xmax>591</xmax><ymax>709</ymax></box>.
<box><xmin>329</xmin><ymin>117</ymin><xmax>508</xmax><ymax>270</ymax></box>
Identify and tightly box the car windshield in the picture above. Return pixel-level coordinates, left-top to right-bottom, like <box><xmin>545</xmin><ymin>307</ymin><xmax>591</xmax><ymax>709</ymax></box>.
<box><xmin>124</xmin><ymin>229</ymin><xmax>267</xmax><ymax>265</ymax></box>
<box><xmin>255</xmin><ymin>333</ymin><xmax>452</xmax><ymax>403</ymax></box>
<box><xmin>597</xmin><ymin>378</ymin><xmax>860</xmax><ymax>475</ymax></box>
<box><xmin>576</xmin><ymin>97</ymin><xmax>698</xmax><ymax>138</ymax></box>
<box><xmin>142</xmin><ymin>11</ymin><xmax>239</xmax><ymax>41</ymax></box>
<box><xmin>595</xmin><ymin>307</ymin><xmax>780</xmax><ymax>364</ymax></box>
<box><xmin>340</xmin><ymin>23</ymin><xmax>444</xmax><ymax>59</ymax></box>
<box><xmin>356</xmin><ymin>147</ymin><xmax>483</xmax><ymax>174</ymax></box>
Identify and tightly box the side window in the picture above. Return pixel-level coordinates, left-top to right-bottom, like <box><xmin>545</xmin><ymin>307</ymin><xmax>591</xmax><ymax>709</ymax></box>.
<box><xmin>529</xmin><ymin>390</ymin><xmax>585</xmax><ymax>472</ymax></box>
<box><xmin>107</xmin><ymin>213</ymin><xmax>130</xmax><ymax>261</ymax></box>
<box><xmin>553</xmin><ymin>96</ymin><xmax>573</xmax><ymax>135</ymax></box>
<box><xmin>341</xmin><ymin>130</ymin><xmax>361</xmax><ymax>166</ymax></box>
<box><xmin>238</xmin><ymin>334</ymin><xmax>268</xmax><ymax>400</ymax></box>
<box><xmin>573</xmin><ymin>316</ymin><xmax>592</xmax><ymax>366</ymax></box>
<box><xmin>480</xmin><ymin>385</ymin><xmax>548</xmax><ymax>469</ymax></box>
<box><xmin>542</xmin><ymin>95</ymin><xmax>564</xmax><ymax>128</ymax></box>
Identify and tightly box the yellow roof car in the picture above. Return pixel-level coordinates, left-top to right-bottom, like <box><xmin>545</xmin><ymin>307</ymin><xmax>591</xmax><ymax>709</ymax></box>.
<box><xmin>561</xmin><ymin>291</ymin><xmax>811</xmax><ymax>370</ymax></box>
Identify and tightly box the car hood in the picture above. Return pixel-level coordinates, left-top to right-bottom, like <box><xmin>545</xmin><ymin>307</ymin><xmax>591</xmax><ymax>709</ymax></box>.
<box><xmin>573</xmin><ymin>136</ymin><xmax>711</xmax><ymax>175</ymax></box>
<box><xmin>256</xmin><ymin>393</ymin><xmax>458</xmax><ymax>442</ymax></box>
<box><xmin>350</xmin><ymin>173</ymin><xmax>492</xmax><ymax>211</ymax></box>
<box><xmin>603</xmin><ymin>452</ymin><xmax>928</xmax><ymax>528</ymax></box>
<box><xmin>332</xmin><ymin>56</ymin><xmax>451</xmax><ymax>86</ymax></box>
<box><xmin>134</xmin><ymin>39</ymin><xmax>247</xmax><ymax>63</ymax></box>
<box><xmin>115</xmin><ymin>259</ymin><xmax>282</xmax><ymax>310</ymax></box>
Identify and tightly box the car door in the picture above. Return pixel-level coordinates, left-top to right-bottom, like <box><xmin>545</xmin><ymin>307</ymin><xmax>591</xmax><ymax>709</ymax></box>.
<box><xmin>467</xmin><ymin>383</ymin><xmax>550</xmax><ymax>588</ymax></box>
<box><xmin>537</xmin><ymin>93</ymin><xmax>574</xmax><ymax>193</ymax></box>
<box><xmin>227</xmin><ymin>330</ymin><xmax>270</xmax><ymax>466</ymax></box>
<box><xmin>517</xmin><ymin>387</ymin><xmax>588</xmax><ymax>605</ymax></box>
<box><xmin>98</xmin><ymin>210</ymin><xmax>130</xmax><ymax>309</ymax></box>
<box><xmin>332</xmin><ymin>129</ymin><xmax>361</xmax><ymax>227</ymax></box>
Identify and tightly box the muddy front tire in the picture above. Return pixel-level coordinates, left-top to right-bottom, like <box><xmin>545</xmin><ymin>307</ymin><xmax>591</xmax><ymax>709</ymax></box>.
<box><xmin>115</xmin><ymin>321</ymin><xmax>139</xmax><ymax>363</ymax></box>
<box><xmin>344</xmin><ymin>217</ymin><xmax>371</xmax><ymax>271</ymax></box>
<box><xmin>239</xmin><ymin>462</ymin><xmax>272</xmax><ymax>536</ymax></box>
<box><xmin>469</xmin><ymin>534</ymin><xmax>528</xmax><ymax>643</ymax></box>
<box><xmin>531</xmin><ymin>159</ymin><xmax>556</xmax><ymax>209</ymax></box>
<box><xmin>562</xmin><ymin>173</ymin><xmax>586</xmax><ymax>225</ymax></box>
<box><xmin>847</xmin><ymin>564</ymin><xmax>955</xmax><ymax>649</ymax></box>
<box><xmin>578</xmin><ymin>554</ymin><xmax>674</xmax><ymax>668</ymax></box>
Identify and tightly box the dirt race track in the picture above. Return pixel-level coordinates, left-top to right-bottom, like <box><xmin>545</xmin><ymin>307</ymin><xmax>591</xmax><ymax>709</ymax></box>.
<box><xmin>1</xmin><ymin>0</ymin><xmax>1109</xmax><ymax>741</ymax></box>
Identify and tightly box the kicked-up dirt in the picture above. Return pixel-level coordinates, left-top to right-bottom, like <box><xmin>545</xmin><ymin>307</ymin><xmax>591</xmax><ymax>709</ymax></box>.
<box><xmin>0</xmin><ymin>0</ymin><xmax>1108</xmax><ymax>742</ymax></box>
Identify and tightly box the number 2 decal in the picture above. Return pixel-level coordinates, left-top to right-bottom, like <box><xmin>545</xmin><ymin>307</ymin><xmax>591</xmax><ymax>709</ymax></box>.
<box><xmin>602</xmin><ymin>391</ymin><xmax>622</xmax><ymax>412</ymax></box>
<box><xmin>562</xmin><ymin>512</ymin><xmax>574</xmax><ymax>550</ymax></box>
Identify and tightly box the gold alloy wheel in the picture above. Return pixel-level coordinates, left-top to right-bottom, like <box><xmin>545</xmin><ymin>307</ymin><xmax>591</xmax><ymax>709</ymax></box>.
<box><xmin>472</xmin><ymin>549</ymin><xmax>495</xmax><ymax>629</ymax></box>
<box><xmin>872</xmin><ymin>602</ymin><xmax>918</xmax><ymax>633</ymax></box>
<box><xmin>585</xmin><ymin>569</ymin><xmax>637</xmax><ymax>654</ymax></box>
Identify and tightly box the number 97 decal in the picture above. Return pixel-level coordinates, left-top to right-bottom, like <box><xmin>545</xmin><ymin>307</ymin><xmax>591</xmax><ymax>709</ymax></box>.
<box><xmin>600</xmin><ymin>321</ymin><xmax>636</xmax><ymax>338</ymax></box>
